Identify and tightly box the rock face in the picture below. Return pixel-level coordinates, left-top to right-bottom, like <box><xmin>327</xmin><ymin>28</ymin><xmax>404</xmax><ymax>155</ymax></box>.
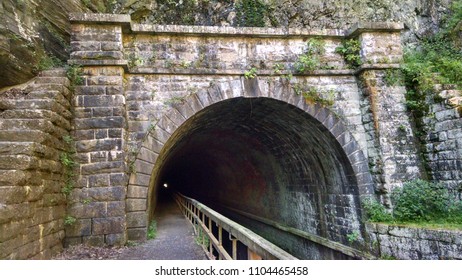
<box><xmin>0</xmin><ymin>0</ymin><xmax>89</xmax><ymax>88</ymax></box>
<box><xmin>121</xmin><ymin>0</ymin><xmax>452</xmax><ymax>40</ymax></box>
<box><xmin>0</xmin><ymin>0</ymin><xmax>455</xmax><ymax>89</ymax></box>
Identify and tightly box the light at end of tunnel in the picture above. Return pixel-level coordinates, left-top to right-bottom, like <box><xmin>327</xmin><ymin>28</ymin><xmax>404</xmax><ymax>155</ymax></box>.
<box><xmin>163</xmin><ymin>183</ymin><xmax>168</xmax><ymax>188</ymax></box>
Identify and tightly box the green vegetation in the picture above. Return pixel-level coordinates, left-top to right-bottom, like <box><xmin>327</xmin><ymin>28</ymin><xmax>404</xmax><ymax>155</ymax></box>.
<box><xmin>402</xmin><ymin>0</ymin><xmax>462</xmax><ymax>117</ymax></box>
<box><xmin>235</xmin><ymin>0</ymin><xmax>273</xmax><ymax>27</ymax></box>
<box><xmin>163</xmin><ymin>95</ymin><xmax>187</xmax><ymax>106</ymax></box>
<box><xmin>64</xmin><ymin>215</ymin><xmax>77</xmax><ymax>226</ymax></box>
<box><xmin>294</xmin><ymin>38</ymin><xmax>325</xmax><ymax>73</ymax></box>
<box><xmin>127</xmin><ymin>53</ymin><xmax>144</xmax><ymax>68</ymax></box>
<box><xmin>346</xmin><ymin>231</ymin><xmax>360</xmax><ymax>243</ymax></box>
<box><xmin>335</xmin><ymin>39</ymin><xmax>361</xmax><ymax>68</ymax></box>
<box><xmin>273</xmin><ymin>63</ymin><xmax>284</xmax><ymax>75</ymax></box>
<box><xmin>362</xmin><ymin>198</ymin><xmax>394</xmax><ymax>223</ymax></box>
<box><xmin>363</xmin><ymin>180</ymin><xmax>462</xmax><ymax>227</ymax></box>
<box><xmin>384</xmin><ymin>69</ymin><xmax>405</xmax><ymax>86</ymax></box>
<box><xmin>195</xmin><ymin>225</ymin><xmax>210</xmax><ymax>248</ymax></box>
<box><xmin>244</xmin><ymin>67</ymin><xmax>258</xmax><ymax>79</ymax></box>
<box><xmin>147</xmin><ymin>220</ymin><xmax>157</xmax><ymax>240</ymax></box>
<box><xmin>60</xmin><ymin>136</ymin><xmax>76</xmax><ymax>197</ymax></box>
<box><xmin>66</xmin><ymin>64</ymin><xmax>84</xmax><ymax>90</ymax></box>
<box><xmin>35</xmin><ymin>54</ymin><xmax>63</xmax><ymax>72</ymax></box>
<box><xmin>126</xmin><ymin>240</ymin><xmax>138</xmax><ymax>247</ymax></box>
<box><xmin>292</xmin><ymin>83</ymin><xmax>335</xmax><ymax>107</ymax></box>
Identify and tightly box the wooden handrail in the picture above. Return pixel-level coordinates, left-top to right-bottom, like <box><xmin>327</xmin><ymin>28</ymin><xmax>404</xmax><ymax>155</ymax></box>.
<box><xmin>174</xmin><ymin>193</ymin><xmax>298</xmax><ymax>260</ymax></box>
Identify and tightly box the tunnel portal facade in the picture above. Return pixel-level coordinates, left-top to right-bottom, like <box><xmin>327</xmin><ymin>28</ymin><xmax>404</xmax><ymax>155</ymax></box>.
<box><xmin>65</xmin><ymin>14</ymin><xmax>424</xmax><ymax>258</ymax></box>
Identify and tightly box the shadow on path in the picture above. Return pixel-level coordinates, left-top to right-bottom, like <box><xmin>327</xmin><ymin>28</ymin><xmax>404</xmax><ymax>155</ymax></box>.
<box><xmin>118</xmin><ymin>192</ymin><xmax>207</xmax><ymax>260</ymax></box>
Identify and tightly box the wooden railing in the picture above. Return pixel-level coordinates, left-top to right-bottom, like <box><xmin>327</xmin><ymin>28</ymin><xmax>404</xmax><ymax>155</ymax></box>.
<box><xmin>174</xmin><ymin>193</ymin><xmax>297</xmax><ymax>260</ymax></box>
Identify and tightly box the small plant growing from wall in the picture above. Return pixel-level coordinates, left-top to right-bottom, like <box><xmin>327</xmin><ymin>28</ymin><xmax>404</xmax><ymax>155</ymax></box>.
<box><xmin>60</xmin><ymin>135</ymin><xmax>76</xmax><ymax>197</ymax></box>
<box><xmin>64</xmin><ymin>215</ymin><xmax>77</xmax><ymax>226</ymax></box>
<box><xmin>147</xmin><ymin>220</ymin><xmax>157</xmax><ymax>239</ymax></box>
<box><xmin>294</xmin><ymin>38</ymin><xmax>326</xmax><ymax>73</ymax></box>
<box><xmin>273</xmin><ymin>63</ymin><xmax>285</xmax><ymax>75</ymax></box>
<box><xmin>292</xmin><ymin>83</ymin><xmax>335</xmax><ymax>107</ymax></box>
<box><xmin>244</xmin><ymin>67</ymin><xmax>258</xmax><ymax>79</ymax></box>
<box><xmin>336</xmin><ymin>39</ymin><xmax>361</xmax><ymax>68</ymax></box>
<box><xmin>346</xmin><ymin>231</ymin><xmax>360</xmax><ymax>244</ymax></box>
<box><xmin>66</xmin><ymin>64</ymin><xmax>84</xmax><ymax>90</ymax></box>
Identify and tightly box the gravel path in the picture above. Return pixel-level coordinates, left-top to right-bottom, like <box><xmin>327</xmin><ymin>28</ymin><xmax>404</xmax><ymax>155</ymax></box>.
<box><xmin>117</xmin><ymin>196</ymin><xmax>207</xmax><ymax>260</ymax></box>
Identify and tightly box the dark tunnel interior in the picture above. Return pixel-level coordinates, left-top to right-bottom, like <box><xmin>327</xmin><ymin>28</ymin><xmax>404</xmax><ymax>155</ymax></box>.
<box><xmin>153</xmin><ymin>97</ymin><xmax>364</xmax><ymax>259</ymax></box>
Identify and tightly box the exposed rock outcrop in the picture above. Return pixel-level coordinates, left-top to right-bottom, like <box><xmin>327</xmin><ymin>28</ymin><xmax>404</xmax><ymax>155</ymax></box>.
<box><xmin>0</xmin><ymin>0</ymin><xmax>89</xmax><ymax>88</ymax></box>
<box><xmin>0</xmin><ymin>0</ymin><xmax>455</xmax><ymax>88</ymax></box>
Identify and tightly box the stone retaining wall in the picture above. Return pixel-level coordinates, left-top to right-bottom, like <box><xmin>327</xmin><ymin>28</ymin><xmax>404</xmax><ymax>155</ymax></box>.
<box><xmin>0</xmin><ymin>69</ymin><xmax>72</xmax><ymax>259</ymax></box>
<box><xmin>421</xmin><ymin>88</ymin><xmax>462</xmax><ymax>195</ymax></box>
<box><xmin>368</xmin><ymin>223</ymin><xmax>462</xmax><ymax>259</ymax></box>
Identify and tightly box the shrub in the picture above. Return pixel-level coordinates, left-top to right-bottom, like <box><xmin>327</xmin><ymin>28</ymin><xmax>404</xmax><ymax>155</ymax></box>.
<box><xmin>391</xmin><ymin>180</ymin><xmax>452</xmax><ymax>222</ymax></box>
<box><xmin>335</xmin><ymin>39</ymin><xmax>361</xmax><ymax>68</ymax></box>
<box><xmin>362</xmin><ymin>198</ymin><xmax>393</xmax><ymax>223</ymax></box>
<box><xmin>147</xmin><ymin>220</ymin><xmax>157</xmax><ymax>240</ymax></box>
<box><xmin>235</xmin><ymin>0</ymin><xmax>269</xmax><ymax>27</ymax></box>
<box><xmin>294</xmin><ymin>38</ymin><xmax>325</xmax><ymax>73</ymax></box>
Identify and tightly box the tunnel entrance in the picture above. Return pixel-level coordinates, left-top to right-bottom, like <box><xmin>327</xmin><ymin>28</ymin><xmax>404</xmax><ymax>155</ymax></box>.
<box><xmin>151</xmin><ymin>97</ymin><xmax>368</xmax><ymax>259</ymax></box>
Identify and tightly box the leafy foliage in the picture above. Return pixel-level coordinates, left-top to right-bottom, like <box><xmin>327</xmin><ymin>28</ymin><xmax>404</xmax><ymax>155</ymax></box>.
<box><xmin>235</xmin><ymin>0</ymin><xmax>270</xmax><ymax>27</ymax></box>
<box><xmin>147</xmin><ymin>220</ymin><xmax>157</xmax><ymax>240</ymax></box>
<box><xmin>362</xmin><ymin>198</ymin><xmax>393</xmax><ymax>223</ymax></box>
<box><xmin>64</xmin><ymin>215</ymin><xmax>77</xmax><ymax>226</ymax></box>
<box><xmin>402</xmin><ymin>1</ymin><xmax>462</xmax><ymax>117</ymax></box>
<box><xmin>363</xmin><ymin>180</ymin><xmax>462</xmax><ymax>226</ymax></box>
<box><xmin>244</xmin><ymin>67</ymin><xmax>258</xmax><ymax>79</ymax></box>
<box><xmin>294</xmin><ymin>38</ymin><xmax>325</xmax><ymax>73</ymax></box>
<box><xmin>35</xmin><ymin>54</ymin><xmax>63</xmax><ymax>72</ymax></box>
<box><xmin>391</xmin><ymin>180</ymin><xmax>461</xmax><ymax>223</ymax></box>
<box><xmin>66</xmin><ymin>64</ymin><xmax>84</xmax><ymax>89</ymax></box>
<box><xmin>335</xmin><ymin>39</ymin><xmax>361</xmax><ymax>68</ymax></box>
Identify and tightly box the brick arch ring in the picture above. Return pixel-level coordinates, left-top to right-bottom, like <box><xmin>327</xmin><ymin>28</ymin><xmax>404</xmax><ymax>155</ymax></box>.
<box><xmin>125</xmin><ymin>78</ymin><xmax>375</xmax><ymax>239</ymax></box>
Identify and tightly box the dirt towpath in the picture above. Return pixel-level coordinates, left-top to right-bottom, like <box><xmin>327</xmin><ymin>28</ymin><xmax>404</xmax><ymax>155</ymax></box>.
<box><xmin>117</xmin><ymin>195</ymin><xmax>207</xmax><ymax>260</ymax></box>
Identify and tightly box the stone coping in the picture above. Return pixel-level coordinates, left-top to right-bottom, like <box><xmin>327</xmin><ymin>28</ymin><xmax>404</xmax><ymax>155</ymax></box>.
<box><xmin>69</xmin><ymin>13</ymin><xmax>403</xmax><ymax>38</ymax></box>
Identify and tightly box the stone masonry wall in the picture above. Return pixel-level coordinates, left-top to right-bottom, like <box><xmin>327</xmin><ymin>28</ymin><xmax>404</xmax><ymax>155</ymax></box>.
<box><xmin>421</xmin><ymin>88</ymin><xmax>462</xmax><ymax>196</ymax></box>
<box><xmin>66</xmin><ymin>14</ymin><xmax>424</xmax><ymax>247</ymax></box>
<box><xmin>64</xmin><ymin>19</ymin><xmax>128</xmax><ymax>246</ymax></box>
<box><xmin>368</xmin><ymin>223</ymin><xmax>462</xmax><ymax>259</ymax></box>
<box><xmin>0</xmin><ymin>69</ymin><xmax>72</xmax><ymax>259</ymax></box>
<box><xmin>356</xmin><ymin>28</ymin><xmax>424</xmax><ymax>205</ymax></box>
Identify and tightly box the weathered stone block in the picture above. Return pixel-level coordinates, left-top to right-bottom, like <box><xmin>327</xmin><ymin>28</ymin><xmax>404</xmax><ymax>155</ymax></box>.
<box><xmin>64</xmin><ymin>236</ymin><xmax>83</xmax><ymax>248</ymax></box>
<box><xmin>92</xmin><ymin>217</ymin><xmax>124</xmax><ymax>235</ymax></box>
<box><xmin>127</xmin><ymin>185</ymin><xmax>148</xmax><ymax>198</ymax></box>
<box><xmin>84</xmin><ymin>186</ymin><xmax>125</xmax><ymax>201</ymax></box>
<box><xmin>87</xmin><ymin>174</ymin><xmax>110</xmax><ymax>187</ymax></box>
<box><xmin>126</xmin><ymin>212</ymin><xmax>147</xmax><ymax>228</ymax></box>
<box><xmin>110</xmin><ymin>173</ymin><xmax>128</xmax><ymax>186</ymax></box>
<box><xmin>105</xmin><ymin>233</ymin><xmax>125</xmax><ymax>246</ymax></box>
<box><xmin>107</xmin><ymin>201</ymin><xmax>126</xmax><ymax>217</ymax></box>
<box><xmin>65</xmin><ymin>218</ymin><xmax>92</xmax><ymax>237</ymax></box>
<box><xmin>81</xmin><ymin>95</ymin><xmax>125</xmax><ymax>108</ymax></box>
<box><xmin>81</xmin><ymin>161</ymin><xmax>125</xmax><ymax>175</ymax></box>
<box><xmin>68</xmin><ymin>202</ymin><xmax>107</xmax><ymax>219</ymax></box>
<box><xmin>75</xmin><ymin>117</ymin><xmax>125</xmax><ymax>130</ymax></box>
<box><xmin>388</xmin><ymin>226</ymin><xmax>418</xmax><ymax>238</ymax></box>
<box><xmin>82</xmin><ymin>235</ymin><xmax>105</xmax><ymax>247</ymax></box>
<box><xmin>127</xmin><ymin>228</ymin><xmax>147</xmax><ymax>241</ymax></box>
<box><xmin>126</xmin><ymin>199</ymin><xmax>147</xmax><ymax>212</ymax></box>
<box><xmin>76</xmin><ymin>139</ymin><xmax>122</xmax><ymax>153</ymax></box>
<box><xmin>134</xmin><ymin>160</ymin><xmax>154</xmax><ymax>176</ymax></box>
<box><xmin>128</xmin><ymin>173</ymin><xmax>151</xmax><ymax>187</ymax></box>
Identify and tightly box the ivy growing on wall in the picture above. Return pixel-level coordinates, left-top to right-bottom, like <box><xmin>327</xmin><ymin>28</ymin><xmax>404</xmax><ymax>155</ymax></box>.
<box><xmin>402</xmin><ymin>0</ymin><xmax>462</xmax><ymax>118</ymax></box>
<box><xmin>235</xmin><ymin>0</ymin><xmax>272</xmax><ymax>27</ymax></box>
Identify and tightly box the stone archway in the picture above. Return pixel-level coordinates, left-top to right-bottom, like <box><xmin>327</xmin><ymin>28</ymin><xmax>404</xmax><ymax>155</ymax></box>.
<box><xmin>126</xmin><ymin>79</ymin><xmax>374</xmax><ymax>259</ymax></box>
